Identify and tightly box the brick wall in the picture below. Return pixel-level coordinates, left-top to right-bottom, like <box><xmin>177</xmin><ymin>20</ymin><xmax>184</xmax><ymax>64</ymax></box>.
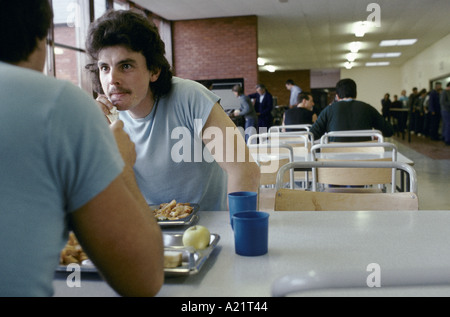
<box><xmin>54</xmin><ymin>26</ymin><xmax>80</xmax><ymax>85</ymax></box>
<box><xmin>172</xmin><ymin>16</ymin><xmax>258</xmax><ymax>95</ymax></box>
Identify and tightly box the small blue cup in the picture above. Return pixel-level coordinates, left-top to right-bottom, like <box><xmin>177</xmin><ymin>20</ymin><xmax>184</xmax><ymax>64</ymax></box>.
<box><xmin>228</xmin><ymin>191</ymin><xmax>257</xmax><ymax>226</ymax></box>
<box><xmin>232</xmin><ymin>211</ymin><xmax>269</xmax><ymax>256</ymax></box>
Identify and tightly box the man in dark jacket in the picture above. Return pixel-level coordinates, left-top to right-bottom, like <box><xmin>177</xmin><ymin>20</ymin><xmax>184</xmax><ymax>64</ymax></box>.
<box><xmin>283</xmin><ymin>91</ymin><xmax>317</xmax><ymax>126</ymax></box>
<box><xmin>310</xmin><ymin>78</ymin><xmax>394</xmax><ymax>142</ymax></box>
<box><xmin>248</xmin><ymin>84</ymin><xmax>273</xmax><ymax>130</ymax></box>
<box><xmin>428</xmin><ymin>82</ymin><xmax>442</xmax><ymax>140</ymax></box>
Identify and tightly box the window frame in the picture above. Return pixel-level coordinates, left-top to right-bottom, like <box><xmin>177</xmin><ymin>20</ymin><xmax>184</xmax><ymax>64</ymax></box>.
<box><xmin>45</xmin><ymin>0</ymin><xmax>172</xmax><ymax>95</ymax></box>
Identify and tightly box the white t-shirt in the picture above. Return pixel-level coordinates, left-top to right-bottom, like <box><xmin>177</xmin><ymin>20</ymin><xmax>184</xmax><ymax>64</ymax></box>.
<box><xmin>290</xmin><ymin>85</ymin><xmax>302</xmax><ymax>106</ymax></box>
<box><xmin>120</xmin><ymin>77</ymin><xmax>228</xmax><ymax>211</ymax></box>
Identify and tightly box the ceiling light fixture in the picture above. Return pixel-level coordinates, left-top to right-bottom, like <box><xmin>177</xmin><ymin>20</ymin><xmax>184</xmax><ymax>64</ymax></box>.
<box><xmin>344</xmin><ymin>61</ymin><xmax>353</xmax><ymax>69</ymax></box>
<box><xmin>371</xmin><ymin>52</ymin><xmax>401</xmax><ymax>58</ymax></box>
<box><xmin>353</xmin><ymin>21</ymin><xmax>370</xmax><ymax>37</ymax></box>
<box><xmin>379</xmin><ymin>39</ymin><xmax>417</xmax><ymax>47</ymax></box>
<box><xmin>366</xmin><ymin>61</ymin><xmax>390</xmax><ymax>67</ymax></box>
<box><xmin>257</xmin><ymin>57</ymin><xmax>266</xmax><ymax>66</ymax></box>
<box><xmin>346</xmin><ymin>53</ymin><xmax>357</xmax><ymax>62</ymax></box>
<box><xmin>265</xmin><ymin>65</ymin><xmax>276</xmax><ymax>72</ymax></box>
<box><xmin>349</xmin><ymin>41</ymin><xmax>362</xmax><ymax>53</ymax></box>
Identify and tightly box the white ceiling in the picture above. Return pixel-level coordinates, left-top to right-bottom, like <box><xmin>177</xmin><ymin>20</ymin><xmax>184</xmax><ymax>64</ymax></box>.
<box><xmin>132</xmin><ymin>0</ymin><xmax>450</xmax><ymax>72</ymax></box>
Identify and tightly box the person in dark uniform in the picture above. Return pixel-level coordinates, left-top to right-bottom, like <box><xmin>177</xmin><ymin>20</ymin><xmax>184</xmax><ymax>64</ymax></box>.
<box><xmin>310</xmin><ymin>78</ymin><xmax>394</xmax><ymax>142</ymax></box>
<box><xmin>248</xmin><ymin>84</ymin><xmax>273</xmax><ymax>131</ymax></box>
<box><xmin>283</xmin><ymin>91</ymin><xmax>317</xmax><ymax>126</ymax></box>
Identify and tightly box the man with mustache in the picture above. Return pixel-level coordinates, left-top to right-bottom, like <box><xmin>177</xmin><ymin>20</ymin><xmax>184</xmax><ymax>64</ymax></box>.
<box><xmin>87</xmin><ymin>10</ymin><xmax>260</xmax><ymax>211</ymax></box>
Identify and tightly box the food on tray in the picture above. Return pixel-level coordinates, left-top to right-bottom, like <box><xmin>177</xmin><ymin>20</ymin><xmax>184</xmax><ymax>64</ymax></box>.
<box><xmin>152</xmin><ymin>200</ymin><xmax>194</xmax><ymax>221</ymax></box>
<box><xmin>164</xmin><ymin>251</ymin><xmax>183</xmax><ymax>268</ymax></box>
<box><xmin>59</xmin><ymin>232</ymin><xmax>88</xmax><ymax>265</ymax></box>
<box><xmin>60</xmin><ymin>232</ymin><xmax>183</xmax><ymax>269</ymax></box>
<box><xmin>182</xmin><ymin>225</ymin><xmax>210</xmax><ymax>250</ymax></box>
<box><xmin>106</xmin><ymin>106</ymin><xmax>119</xmax><ymax>123</ymax></box>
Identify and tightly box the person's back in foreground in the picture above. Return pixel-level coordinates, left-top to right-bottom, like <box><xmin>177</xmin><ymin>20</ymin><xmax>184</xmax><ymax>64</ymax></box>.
<box><xmin>310</xmin><ymin>78</ymin><xmax>394</xmax><ymax>142</ymax></box>
<box><xmin>0</xmin><ymin>0</ymin><xmax>164</xmax><ymax>296</ymax></box>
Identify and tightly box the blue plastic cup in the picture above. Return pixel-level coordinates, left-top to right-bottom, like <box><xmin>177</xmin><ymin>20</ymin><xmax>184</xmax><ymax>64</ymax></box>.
<box><xmin>228</xmin><ymin>191</ymin><xmax>257</xmax><ymax>226</ymax></box>
<box><xmin>232</xmin><ymin>211</ymin><xmax>269</xmax><ymax>256</ymax></box>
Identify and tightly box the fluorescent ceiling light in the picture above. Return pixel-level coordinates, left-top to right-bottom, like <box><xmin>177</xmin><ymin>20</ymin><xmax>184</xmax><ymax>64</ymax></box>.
<box><xmin>257</xmin><ymin>58</ymin><xmax>266</xmax><ymax>66</ymax></box>
<box><xmin>397</xmin><ymin>39</ymin><xmax>418</xmax><ymax>45</ymax></box>
<box><xmin>371</xmin><ymin>52</ymin><xmax>401</xmax><ymax>58</ymax></box>
<box><xmin>379</xmin><ymin>39</ymin><xmax>417</xmax><ymax>46</ymax></box>
<box><xmin>366</xmin><ymin>61</ymin><xmax>390</xmax><ymax>67</ymax></box>
<box><xmin>344</xmin><ymin>61</ymin><xmax>353</xmax><ymax>69</ymax></box>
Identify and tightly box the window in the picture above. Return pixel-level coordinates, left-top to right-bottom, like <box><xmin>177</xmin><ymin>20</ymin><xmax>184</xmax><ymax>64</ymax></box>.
<box><xmin>113</xmin><ymin>0</ymin><xmax>129</xmax><ymax>10</ymax></box>
<box><xmin>94</xmin><ymin>0</ymin><xmax>108</xmax><ymax>20</ymax></box>
<box><xmin>47</xmin><ymin>0</ymin><xmax>93</xmax><ymax>92</ymax></box>
<box><xmin>46</xmin><ymin>0</ymin><xmax>171</xmax><ymax>94</ymax></box>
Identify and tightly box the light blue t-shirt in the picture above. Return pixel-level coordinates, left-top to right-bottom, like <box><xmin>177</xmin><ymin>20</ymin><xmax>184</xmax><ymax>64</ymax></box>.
<box><xmin>120</xmin><ymin>77</ymin><xmax>228</xmax><ymax>211</ymax></box>
<box><xmin>0</xmin><ymin>62</ymin><xmax>124</xmax><ymax>296</ymax></box>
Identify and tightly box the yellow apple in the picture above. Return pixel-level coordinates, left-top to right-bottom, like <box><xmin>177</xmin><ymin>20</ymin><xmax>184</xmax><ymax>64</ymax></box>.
<box><xmin>182</xmin><ymin>225</ymin><xmax>210</xmax><ymax>250</ymax></box>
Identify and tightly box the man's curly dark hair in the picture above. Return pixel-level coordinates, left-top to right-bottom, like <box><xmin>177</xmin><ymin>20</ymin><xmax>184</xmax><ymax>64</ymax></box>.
<box><xmin>85</xmin><ymin>9</ymin><xmax>172</xmax><ymax>97</ymax></box>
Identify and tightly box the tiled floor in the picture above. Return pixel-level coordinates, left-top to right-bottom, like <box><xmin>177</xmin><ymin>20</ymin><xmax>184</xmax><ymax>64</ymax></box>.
<box><xmin>388</xmin><ymin>135</ymin><xmax>450</xmax><ymax>210</ymax></box>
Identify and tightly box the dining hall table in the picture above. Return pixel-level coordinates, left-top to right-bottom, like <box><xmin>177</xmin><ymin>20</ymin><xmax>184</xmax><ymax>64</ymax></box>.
<box><xmin>53</xmin><ymin>209</ymin><xmax>450</xmax><ymax>297</ymax></box>
<box><xmin>252</xmin><ymin>148</ymin><xmax>414</xmax><ymax>192</ymax></box>
<box><xmin>251</xmin><ymin>147</ymin><xmax>414</xmax><ymax>165</ymax></box>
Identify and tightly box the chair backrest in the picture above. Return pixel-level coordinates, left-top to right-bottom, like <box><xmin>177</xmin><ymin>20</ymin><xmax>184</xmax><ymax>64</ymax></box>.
<box><xmin>318</xmin><ymin>140</ymin><xmax>384</xmax><ymax>153</ymax></box>
<box><xmin>320</xmin><ymin>130</ymin><xmax>384</xmax><ymax>144</ymax></box>
<box><xmin>248</xmin><ymin>131</ymin><xmax>312</xmax><ymax>156</ymax></box>
<box><xmin>269</xmin><ymin>124</ymin><xmax>311</xmax><ymax>133</ymax></box>
<box><xmin>274</xmin><ymin>161</ymin><xmax>418</xmax><ymax>211</ymax></box>
<box><xmin>270</xmin><ymin>131</ymin><xmax>314</xmax><ymax>153</ymax></box>
<box><xmin>275</xmin><ymin>189</ymin><xmax>419</xmax><ymax>211</ymax></box>
<box><xmin>310</xmin><ymin>142</ymin><xmax>398</xmax><ymax>192</ymax></box>
<box><xmin>248</xmin><ymin>143</ymin><xmax>294</xmax><ymax>188</ymax></box>
<box><xmin>249</xmin><ymin>143</ymin><xmax>295</xmax><ymax>211</ymax></box>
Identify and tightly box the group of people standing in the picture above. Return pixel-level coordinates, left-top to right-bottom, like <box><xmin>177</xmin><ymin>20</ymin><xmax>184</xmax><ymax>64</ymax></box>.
<box><xmin>232</xmin><ymin>79</ymin><xmax>319</xmax><ymax>141</ymax></box>
<box><xmin>237</xmin><ymin>78</ymin><xmax>450</xmax><ymax>147</ymax></box>
<box><xmin>231</xmin><ymin>83</ymin><xmax>274</xmax><ymax>142</ymax></box>
<box><xmin>382</xmin><ymin>83</ymin><xmax>450</xmax><ymax>145</ymax></box>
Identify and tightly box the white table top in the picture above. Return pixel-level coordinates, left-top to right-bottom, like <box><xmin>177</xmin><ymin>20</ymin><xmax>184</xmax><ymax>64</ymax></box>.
<box><xmin>53</xmin><ymin>209</ymin><xmax>450</xmax><ymax>297</ymax></box>
<box><xmin>252</xmin><ymin>150</ymin><xmax>413</xmax><ymax>166</ymax></box>
<box><xmin>316</xmin><ymin>151</ymin><xmax>414</xmax><ymax>165</ymax></box>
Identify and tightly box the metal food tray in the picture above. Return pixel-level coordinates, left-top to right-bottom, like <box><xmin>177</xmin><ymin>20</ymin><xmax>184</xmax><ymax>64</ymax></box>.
<box><xmin>56</xmin><ymin>260</ymin><xmax>96</xmax><ymax>274</ymax></box>
<box><xmin>163</xmin><ymin>232</ymin><xmax>220</xmax><ymax>277</ymax></box>
<box><xmin>150</xmin><ymin>203</ymin><xmax>200</xmax><ymax>227</ymax></box>
<box><xmin>56</xmin><ymin>232</ymin><xmax>220</xmax><ymax>277</ymax></box>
